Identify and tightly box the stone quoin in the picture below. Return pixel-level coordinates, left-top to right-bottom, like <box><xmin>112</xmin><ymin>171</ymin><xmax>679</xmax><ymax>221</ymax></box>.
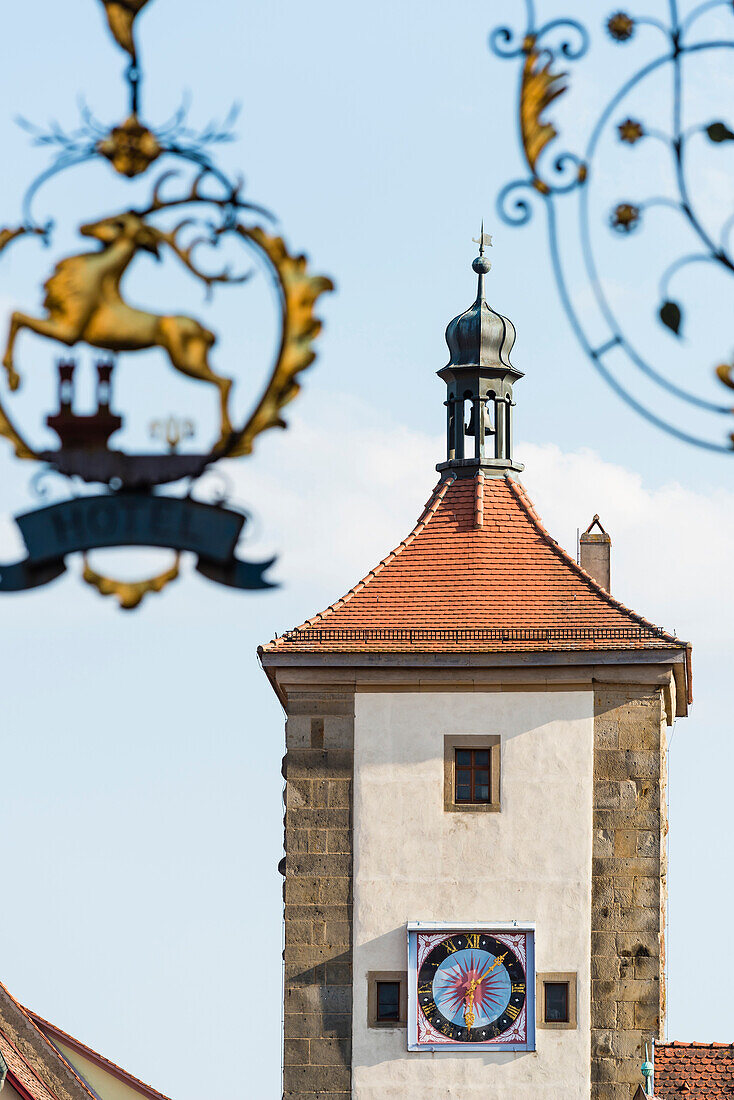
<box><xmin>260</xmin><ymin>241</ymin><xmax>692</xmax><ymax>1100</ymax></box>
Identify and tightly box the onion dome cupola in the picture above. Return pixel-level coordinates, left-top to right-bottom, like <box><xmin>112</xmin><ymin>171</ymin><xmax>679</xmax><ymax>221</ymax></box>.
<box><xmin>437</xmin><ymin>229</ymin><xmax>524</xmax><ymax>478</ymax></box>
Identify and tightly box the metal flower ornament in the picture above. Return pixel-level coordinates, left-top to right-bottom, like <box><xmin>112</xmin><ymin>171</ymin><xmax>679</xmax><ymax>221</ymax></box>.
<box><xmin>0</xmin><ymin>0</ymin><xmax>332</xmax><ymax>607</ymax></box>
<box><xmin>490</xmin><ymin>0</ymin><xmax>734</xmax><ymax>453</ymax></box>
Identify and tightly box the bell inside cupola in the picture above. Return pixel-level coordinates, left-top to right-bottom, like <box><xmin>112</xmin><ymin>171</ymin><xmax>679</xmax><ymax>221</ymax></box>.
<box><xmin>437</xmin><ymin>228</ymin><xmax>524</xmax><ymax>477</ymax></box>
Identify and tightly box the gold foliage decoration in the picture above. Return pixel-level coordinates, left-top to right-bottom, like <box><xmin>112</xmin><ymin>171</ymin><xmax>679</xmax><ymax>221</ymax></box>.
<box><xmin>96</xmin><ymin>115</ymin><xmax>162</xmax><ymax>177</ymax></box>
<box><xmin>716</xmin><ymin>361</ymin><xmax>734</xmax><ymax>391</ymax></box>
<box><xmin>99</xmin><ymin>0</ymin><xmax>151</xmax><ymax>61</ymax></box>
<box><xmin>82</xmin><ymin>552</ymin><xmax>180</xmax><ymax>609</ymax></box>
<box><xmin>520</xmin><ymin>37</ymin><xmax>568</xmax><ymax>191</ymax></box>
<box><xmin>223</xmin><ymin>226</ymin><xmax>334</xmax><ymax>458</ymax></box>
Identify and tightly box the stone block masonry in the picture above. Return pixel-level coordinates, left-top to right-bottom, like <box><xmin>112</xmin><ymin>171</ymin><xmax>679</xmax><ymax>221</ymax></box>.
<box><xmin>282</xmin><ymin>690</ymin><xmax>355</xmax><ymax>1100</ymax></box>
<box><xmin>592</xmin><ymin>686</ymin><xmax>668</xmax><ymax>1100</ymax></box>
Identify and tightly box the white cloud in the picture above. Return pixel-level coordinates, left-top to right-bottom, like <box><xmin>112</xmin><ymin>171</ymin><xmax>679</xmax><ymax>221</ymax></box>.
<box><xmin>519</xmin><ymin>442</ymin><xmax>733</xmax><ymax>647</ymax></box>
<box><xmin>221</xmin><ymin>394</ymin><xmax>442</xmax><ymax>597</ymax></box>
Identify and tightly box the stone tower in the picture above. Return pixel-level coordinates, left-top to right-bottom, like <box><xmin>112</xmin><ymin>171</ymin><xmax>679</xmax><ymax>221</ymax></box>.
<box><xmin>260</xmin><ymin>243</ymin><xmax>691</xmax><ymax>1100</ymax></box>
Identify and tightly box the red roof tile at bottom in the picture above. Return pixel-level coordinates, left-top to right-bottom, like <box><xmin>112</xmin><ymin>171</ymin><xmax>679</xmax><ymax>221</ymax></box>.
<box><xmin>655</xmin><ymin>1042</ymin><xmax>734</xmax><ymax>1098</ymax></box>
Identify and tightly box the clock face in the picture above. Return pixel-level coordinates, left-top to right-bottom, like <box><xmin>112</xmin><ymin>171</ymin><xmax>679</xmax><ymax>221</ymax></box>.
<box><xmin>408</xmin><ymin>928</ymin><xmax>534</xmax><ymax>1051</ymax></box>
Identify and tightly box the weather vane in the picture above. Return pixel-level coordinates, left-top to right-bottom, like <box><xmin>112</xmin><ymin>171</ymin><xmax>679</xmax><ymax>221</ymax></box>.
<box><xmin>490</xmin><ymin>1</ymin><xmax>734</xmax><ymax>453</ymax></box>
<box><xmin>472</xmin><ymin>223</ymin><xmax>493</xmax><ymax>257</ymax></box>
<box><xmin>0</xmin><ymin>0</ymin><xmax>333</xmax><ymax>607</ymax></box>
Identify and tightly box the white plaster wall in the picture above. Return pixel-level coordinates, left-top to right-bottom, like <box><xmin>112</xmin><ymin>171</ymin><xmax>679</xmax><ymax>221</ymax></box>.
<box><xmin>352</xmin><ymin>689</ymin><xmax>594</xmax><ymax>1100</ymax></box>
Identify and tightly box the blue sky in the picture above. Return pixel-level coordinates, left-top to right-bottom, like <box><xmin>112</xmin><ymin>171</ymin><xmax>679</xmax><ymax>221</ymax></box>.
<box><xmin>0</xmin><ymin>2</ymin><xmax>732</xmax><ymax>1097</ymax></box>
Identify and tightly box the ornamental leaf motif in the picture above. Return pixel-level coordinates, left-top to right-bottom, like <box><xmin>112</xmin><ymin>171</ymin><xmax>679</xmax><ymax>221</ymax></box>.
<box><xmin>520</xmin><ymin>42</ymin><xmax>568</xmax><ymax>181</ymax></box>
<box><xmin>706</xmin><ymin>121</ymin><xmax>734</xmax><ymax>143</ymax></box>
<box><xmin>659</xmin><ymin>300</ymin><xmax>683</xmax><ymax>337</ymax></box>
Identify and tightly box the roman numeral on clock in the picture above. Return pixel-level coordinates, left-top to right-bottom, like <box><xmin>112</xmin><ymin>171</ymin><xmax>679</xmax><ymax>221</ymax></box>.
<box><xmin>506</xmin><ymin>1005</ymin><xmax>520</xmax><ymax>1020</ymax></box>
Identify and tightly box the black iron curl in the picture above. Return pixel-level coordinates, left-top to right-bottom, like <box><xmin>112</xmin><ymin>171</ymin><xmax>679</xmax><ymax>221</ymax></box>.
<box><xmin>496</xmin><ymin>180</ymin><xmax>542</xmax><ymax>227</ymax></box>
<box><xmin>535</xmin><ymin>17</ymin><xmax>590</xmax><ymax>59</ymax></box>
<box><xmin>491</xmin><ymin>0</ymin><xmax>734</xmax><ymax>453</ymax></box>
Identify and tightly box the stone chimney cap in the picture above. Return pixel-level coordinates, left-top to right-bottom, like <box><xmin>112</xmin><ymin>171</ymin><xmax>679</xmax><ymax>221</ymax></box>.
<box><xmin>579</xmin><ymin>514</ymin><xmax>611</xmax><ymax>591</ymax></box>
<box><xmin>581</xmin><ymin>514</ymin><xmax>611</xmax><ymax>543</ymax></box>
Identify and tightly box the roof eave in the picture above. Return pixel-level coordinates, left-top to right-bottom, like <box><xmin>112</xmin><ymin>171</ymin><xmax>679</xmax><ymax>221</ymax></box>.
<box><xmin>261</xmin><ymin>646</ymin><xmax>688</xmax><ymax>668</ymax></box>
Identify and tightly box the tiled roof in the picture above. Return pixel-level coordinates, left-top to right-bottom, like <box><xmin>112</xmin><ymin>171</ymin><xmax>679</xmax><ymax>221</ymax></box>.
<box><xmin>264</xmin><ymin>472</ymin><xmax>686</xmax><ymax>655</ymax></box>
<box><xmin>0</xmin><ymin>978</ymin><xmax>171</xmax><ymax>1100</ymax></box>
<box><xmin>28</xmin><ymin>1012</ymin><xmax>174</xmax><ymax>1100</ymax></box>
<box><xmin>0</xmin><ymin>980</ymin><xmax>95</xmax><ymax>1100</ymax></box>
<box><xmin>0</xmin><ymin>1029</ymin><xmax>61</xmax><ymax>1100</ymax></box>
<box><xmin>655</xmin><ymin>1042</ymin><xmax>734</xmax><ymax>1097</ymax></box>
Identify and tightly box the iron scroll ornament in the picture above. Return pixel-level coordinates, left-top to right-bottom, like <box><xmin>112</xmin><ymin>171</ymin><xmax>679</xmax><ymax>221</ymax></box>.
<box><xmin>0</xmin><ymin>0</ymin><xmax>333</xmax><ymax>607</ymax></box>
<box><xmin>490</xmin><ymin>0</ymin><xmax>734</xmax><ymax>453</ymax></box>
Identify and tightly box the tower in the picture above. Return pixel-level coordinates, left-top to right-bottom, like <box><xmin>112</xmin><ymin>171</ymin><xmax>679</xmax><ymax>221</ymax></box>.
<box><xmin>261</xmin><ymin>242</ymin><xmax>691</xmax><ymax>1100</ymax></box>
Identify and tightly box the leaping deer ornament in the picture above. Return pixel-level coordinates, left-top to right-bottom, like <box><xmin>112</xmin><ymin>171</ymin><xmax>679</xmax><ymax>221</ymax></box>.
<box><xmin>2</xmin><ymin>172</ymin><xmax>249</xmax><ymax>448</ymax></box>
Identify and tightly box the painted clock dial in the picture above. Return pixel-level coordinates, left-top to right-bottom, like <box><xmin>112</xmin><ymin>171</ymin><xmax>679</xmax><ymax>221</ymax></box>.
<box><xmin>417</xmin><ymin>933</ymin><xmax>527</xmax><ymax>1044</ymax></box>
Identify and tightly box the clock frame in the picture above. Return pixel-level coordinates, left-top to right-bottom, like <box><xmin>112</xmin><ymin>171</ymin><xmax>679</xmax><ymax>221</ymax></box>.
<box><xmin>407</xmin><ymin>923</ymin><xmax>535</xmax><ymax>1052</ymax></box>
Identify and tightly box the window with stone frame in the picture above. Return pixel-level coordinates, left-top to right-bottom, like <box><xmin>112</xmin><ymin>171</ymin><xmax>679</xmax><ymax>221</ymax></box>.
<box><xmin>367</xmin><ymin>971</ymin><xmax>407</xmax><ymax>1028</ymax></box>
<box><xmin>536</xmin><ymin>972</ymin><xmax>577</xmax><ymax>1029</ymax></box>
<box><xmin>443</xmin><ymin>734</ymin><xmax>501</xmax><ymax>812</ymax></box>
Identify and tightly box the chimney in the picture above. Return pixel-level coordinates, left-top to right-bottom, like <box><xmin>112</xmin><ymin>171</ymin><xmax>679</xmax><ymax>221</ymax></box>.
<box><xmin>579</xmin><ymin>515</ymin><xmax>611</xmax><ymax>591</ymax></box>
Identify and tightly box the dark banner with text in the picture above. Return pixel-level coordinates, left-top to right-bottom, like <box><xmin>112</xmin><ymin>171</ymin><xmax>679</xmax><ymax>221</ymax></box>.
<box><xmin>0</xmin><ymin>493</ymin><xmax>275</xmax><ymax>592</ymax></box>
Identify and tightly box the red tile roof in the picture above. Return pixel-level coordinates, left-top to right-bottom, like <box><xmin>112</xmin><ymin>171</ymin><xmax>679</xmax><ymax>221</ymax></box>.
<box><xmin>655</xmin><ymin>1042</ymin><xmax>734</xmax><ymax>1098</ymax></box>
<box><xmin>0</xmin><ymin>980</ymin><xmax>95</xmax><ymax>1100</ymax></box>
<box><xmin>0</xmin><ymin>978</ymin><xmax>172</xmax><ymax>1100</ymax></box>
<box><xmin>28</xmin><ymin>1012</ymin><xmax>174</xmax><ymax>1100</ymax></box>
<box><xmin>0</xmin><ymin>1029</ymin><xmax>62</xmax><ymax>1100</ymax></box>
<box><xmin>264</xmin><ymin>472</ymin><xmax>686</xmax><ymax>655</ymax></box>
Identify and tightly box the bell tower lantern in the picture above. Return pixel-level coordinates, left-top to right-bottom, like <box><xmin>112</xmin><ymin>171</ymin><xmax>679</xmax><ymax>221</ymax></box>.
<box><xmin>438</xmin><ymin>229</ymin><xmax>524</xmax><ymax>477</ymax></box>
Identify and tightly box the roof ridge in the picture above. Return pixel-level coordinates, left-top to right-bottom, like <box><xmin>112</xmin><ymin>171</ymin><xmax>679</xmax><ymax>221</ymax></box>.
<box><xmin>283</xmin><ymin>473</ymin><xmax>457</xmax><ymax>634</ymax></box>
<box><xmin>26</xmin><ymin>1011</ymin><xmax>173</xmax><ymax>1100</ymax></box>
<box><xmin>504</xmin><ymin>476</ymin><xmax>683</xmax><ymax>646</ymax></box>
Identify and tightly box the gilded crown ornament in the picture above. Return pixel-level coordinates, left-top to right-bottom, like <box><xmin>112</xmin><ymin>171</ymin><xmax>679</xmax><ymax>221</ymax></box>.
<box><xmin>0</xmin><ymin>0</ymin><xmax>333</xmax><ymax>607</ymax></box>
<box><xmin>491</xmin><ymin>2</ymin><xmax>734</xmax><ymax>453</ymax></box>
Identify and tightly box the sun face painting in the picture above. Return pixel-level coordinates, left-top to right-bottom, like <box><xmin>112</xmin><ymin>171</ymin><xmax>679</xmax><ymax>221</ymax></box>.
<box><xmin>408</xmin><ymin>927</ymin><xmax>535</xmax><ymax>1051</ymax></box>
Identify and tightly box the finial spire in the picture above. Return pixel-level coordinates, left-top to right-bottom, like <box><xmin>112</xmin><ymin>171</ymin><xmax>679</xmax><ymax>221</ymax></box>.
<box><xmin>471</xmin><ymin>222</ymin><xmax>493</xmax><ymax>301</ymax></box>
<box><xmin>472</xmin><ymin>221</ymin><xmax>493</xmax><ymax>256</ymax></box>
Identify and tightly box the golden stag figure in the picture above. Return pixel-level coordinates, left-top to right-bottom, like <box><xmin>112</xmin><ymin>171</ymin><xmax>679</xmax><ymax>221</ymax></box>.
<box><xmin>2</xmin><ymin>174</ymin><xmax>246</xmax><ymax>446</ymax></box>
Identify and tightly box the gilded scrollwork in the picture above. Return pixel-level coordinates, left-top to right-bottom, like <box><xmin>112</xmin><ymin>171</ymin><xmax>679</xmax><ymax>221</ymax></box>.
<box><xmin>519</xmin><ymin>39</ymin><xmax>568</xmax><ymax>193</ymax></box>
<box><xmin>225</xmin><ymin>226</ymin><xmax>334</xmax><ymax>458</ymax></box>
<box><xmin>82</xmin><ymin>552</ymin><xmax>180</xmax><ymax>609</ymax></box>
<box><xmin>99</xmin><ymin>0</ymin><xmax>151</xmax><ymax>62</ymax></box>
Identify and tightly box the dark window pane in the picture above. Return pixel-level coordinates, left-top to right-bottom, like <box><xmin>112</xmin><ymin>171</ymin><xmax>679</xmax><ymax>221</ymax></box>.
<box><xmin>544</xmin><ymin>982</ymin><xmax>569</xmax><ymax>1023</ymax></box>
<box><xmin>377</xmin><ymin>981</ymin><xmax>400</xmax><ymax>1021</ymax></box>
<box><xmin>456</xmin><ymin>750</ymin><xmax>472</xmax><ymax>766</ymax></box>
<box><xmin>456</xmin><ymin>768</ymin><xmax>471</xmax><ymax>797</ymax></box>
<box><xmin>475</xmin><ymin>784</ymin><xmax>489</xmax><ymax>802</ymax></box>
<box><xmin>474</xmin><ymin>750</ymin><xmax>490</xmax><ymax>766</ymax></box>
